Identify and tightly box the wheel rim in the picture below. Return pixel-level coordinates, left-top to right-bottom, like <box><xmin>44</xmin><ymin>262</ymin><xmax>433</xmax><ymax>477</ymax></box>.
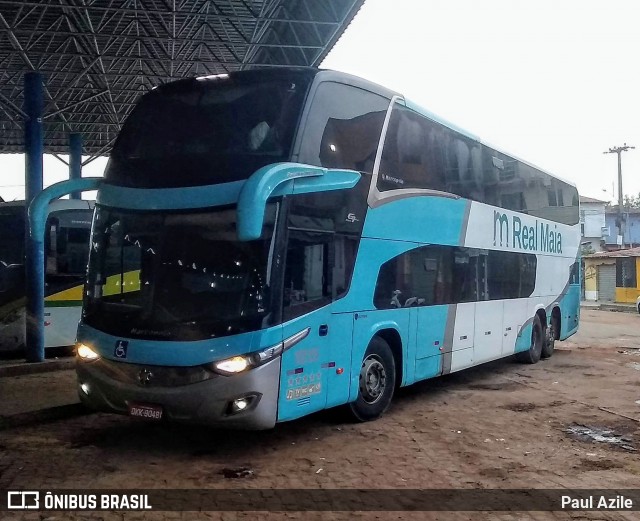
<box><xmin>359</xmin><ymin>354</ymin><xmax>387</xmax><ymax>404</ymax></box>
<box><xmin>547</xmin><ymin>324</ymin><xmax>555</xmax><ymax>348</ymax></box>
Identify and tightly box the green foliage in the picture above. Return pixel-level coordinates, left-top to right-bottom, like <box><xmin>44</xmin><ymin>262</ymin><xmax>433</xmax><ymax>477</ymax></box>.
<box><xmin>580</xmin><ymin>243</ymin><xmax>595</xmax><ymax>256</ymax></box>
<box><xmin>623</xmin><ymin>193</ymin><xmax>640</xmax><ymax>208</ymax></box>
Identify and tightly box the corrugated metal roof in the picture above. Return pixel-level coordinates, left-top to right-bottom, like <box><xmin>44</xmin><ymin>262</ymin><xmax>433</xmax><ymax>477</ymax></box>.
<box><xmin>587</xmin><ymin>246</ymin><xmax>640</xmax><ymax>258</ymax></box>
<box><xmin>579</xmin><ymin>195</ymin><xmax>607</xmax><ymax>204</ymax></box>
<box><xmin>0</xmin><ymin>0</ymin><xmax>365</xmax><ymax>157</ymax></box>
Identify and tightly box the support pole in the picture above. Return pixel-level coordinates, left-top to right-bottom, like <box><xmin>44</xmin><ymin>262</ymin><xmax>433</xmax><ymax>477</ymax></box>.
<box><xmin>617</xmin><ymin>152</ymin><xmax>624</xmax><ymax>244</ymax></box>
<box><xmin>604</xmin><ymin>143</ymin><xmax>634</xmax><ymax>247</ymax></box>
<box><xmin>69</xmin><ymin>133</ymin><xmax>82</xmax><ymax>199</ymax></box>
<box><xmin>24</xmin><ymin>71</ymin><xmax>44</xmax><ymax>362</ymax></box>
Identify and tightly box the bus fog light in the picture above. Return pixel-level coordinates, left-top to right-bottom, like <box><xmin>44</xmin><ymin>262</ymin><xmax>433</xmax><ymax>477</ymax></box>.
<box><xmin>227</xmin><ymin>394</ymin><xmax>259</xmax><ymax>415</ymax></box>
<box><xmin>77</xmin><ymin>343</ymin><xmax>100</xmax><ymax>361</ymax></box>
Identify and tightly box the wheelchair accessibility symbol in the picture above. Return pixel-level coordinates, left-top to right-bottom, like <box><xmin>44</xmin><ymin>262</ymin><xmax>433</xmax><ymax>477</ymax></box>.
<box><xmin>114</xmin><ymin>340</ymin><xmax>129</xmax><ymax>359</ymax></box>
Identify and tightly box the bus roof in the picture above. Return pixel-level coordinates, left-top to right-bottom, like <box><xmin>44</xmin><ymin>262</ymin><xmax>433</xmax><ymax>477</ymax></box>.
<box><xmin>406</xmin><ymin>96</ymin><xmax>577</xmax><ymax>189</ymax></box>
<box><xmin>146</xmin><ymin>67</ymin><xmax>577</xmax><ymax>190</ymax></box>
<box><xmin>314</xmin><ymin>68</ymin><xmax>578</xmax><ymax>190</ymax></box>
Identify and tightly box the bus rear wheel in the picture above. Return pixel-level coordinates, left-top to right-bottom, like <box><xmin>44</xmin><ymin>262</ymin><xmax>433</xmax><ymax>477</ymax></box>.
<box><xmin>348</xmin><ymin>336</ymin><xmax>396</xmax><ymax>422</ymax></box>
<box><xmin>515</xmin><ymin>314</ymin><xmax>543</xmax><ymax>364</ymax></box>
<box><xmin>542</xmin><ymin>314</ymin><xmax>558</xmax><ymax>359</ymax></box>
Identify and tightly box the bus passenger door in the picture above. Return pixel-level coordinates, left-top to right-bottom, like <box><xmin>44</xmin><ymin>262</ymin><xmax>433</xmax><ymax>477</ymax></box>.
<box><xmin>277</xmin><ymin>229</ymin><xmax>338</xmax><ymax>422</ymax></box>
<box><xmin>474</xmin><ymin>301</ymin><xmax>503</xmax><ymax>363</ymax></box>
<box><xmin>276</xmin><ymin>188</ymin><xmax>364</xmax><ymax>419</ymax></box>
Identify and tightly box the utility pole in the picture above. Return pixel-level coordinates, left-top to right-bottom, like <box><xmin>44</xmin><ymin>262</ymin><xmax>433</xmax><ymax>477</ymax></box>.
<box><xmin>604</xmin><ymin>143</ymin><xmax>634</xmax><ymax>247</ymax></box>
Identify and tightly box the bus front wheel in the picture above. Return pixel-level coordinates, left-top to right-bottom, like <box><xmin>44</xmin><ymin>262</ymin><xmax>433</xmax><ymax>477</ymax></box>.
<box><xmin>348</xmin><ymin>337</ymin><xmax>396</xmax><ymax>422</ymax></box>
<box><xmin>515</xmin><ymin>314</ymin><xmax>543</xmax><ymax>364</ymax></box>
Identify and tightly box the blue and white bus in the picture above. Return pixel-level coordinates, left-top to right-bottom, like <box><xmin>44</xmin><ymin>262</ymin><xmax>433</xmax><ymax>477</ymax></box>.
<box><xmin>75</xmin><ymin>68</ymin><xmax>580</xmax><ymax>428</ymax></box>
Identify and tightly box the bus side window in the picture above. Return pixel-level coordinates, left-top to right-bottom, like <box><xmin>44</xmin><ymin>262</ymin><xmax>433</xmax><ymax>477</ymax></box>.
<box><xmin>378</xmin><ymin>105</ymin><xmax>448</xmax><ymax>193</ymax></box>
<box><xmin>373</xmin><ymin>257</ymin><xmax>400</xmax><ymax>309</ymax></box>
<box><xmin>298</xmin><ymin>81</ymin><xmax>388</xmax><ymax>175</ymax></box>
<box><xmin>373</xmin><ymin>246</ymin><xmax>454</xmax><ymax>308</ymax></box>
<box><xmin>283</xmin><ymin>230</ymin><xmax>331</xmax><ymax>316</ymax></box>
<box><xmin>570</xmin><ymin>261</ymin><xmax>580</xmax><ymax>285</ymax></box>
<box><xmin>45</xmin><ymin>211</ymin><xmax>93</xmax><ymax>277</ymax></box>
<box><xmin>373</xmin><ymin>245</ymin><xmax>535</xmax><ymax>309</ymax></box>
<box><xmin>65</xmin><ymin>227</ymin><xmax>91</xmax><ymax>275</ymax></box>
<box><xmin>283</xmin><ymin>187</ymin><xmax>364</xmax><ymax>321</ymax></box>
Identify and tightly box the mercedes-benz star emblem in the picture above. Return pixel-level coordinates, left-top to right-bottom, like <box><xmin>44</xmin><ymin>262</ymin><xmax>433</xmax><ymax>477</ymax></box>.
<box><xmin>138</xmin><ymin>368</ymin><xmax>154</xmax><ymax>386</ymax></box>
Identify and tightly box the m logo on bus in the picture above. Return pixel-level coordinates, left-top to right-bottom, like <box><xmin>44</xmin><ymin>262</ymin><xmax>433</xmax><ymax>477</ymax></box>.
<box><xmin>493</xmin><ymin>211</ymin><xmax>562</xmax><ymax>254</ymax></box>
<box><xmin>493</xmin><ymin>211</ymin><xmax>509</xmax><ymax>247</ymax></box>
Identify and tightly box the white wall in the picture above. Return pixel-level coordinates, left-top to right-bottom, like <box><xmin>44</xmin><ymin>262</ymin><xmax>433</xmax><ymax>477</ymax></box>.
<box><xmin>580</xmin><ymin>201</ymin><xmax>606</xmax><ymax>249</ymax></box>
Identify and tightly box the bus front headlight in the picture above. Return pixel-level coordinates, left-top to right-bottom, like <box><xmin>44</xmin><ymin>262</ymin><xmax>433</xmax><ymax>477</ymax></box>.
<box><xmin>212</xmin><ymin>343</ymin><xmax>283</xmax><ymax>376</ymax></box>
<box><xmin>214</xmin><ymin>355</ymin><xmax>251</xmax><ymax>375</ymax></box>
<box><xmin>209</xmin><ymin>328</ymin><xmax>310</xmax><ymax>376</ymax></box>
<box><xmin>77</xmin><ymin>343</ymin><xmax>100</xmax><ymax>361</ymax></box>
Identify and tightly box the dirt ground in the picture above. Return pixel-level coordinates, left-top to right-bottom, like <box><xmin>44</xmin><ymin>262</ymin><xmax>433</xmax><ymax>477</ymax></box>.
<box><xmin>0</xmin><ymin>309</ymin><xmax>639</xmax><ymax>521</ymax></box>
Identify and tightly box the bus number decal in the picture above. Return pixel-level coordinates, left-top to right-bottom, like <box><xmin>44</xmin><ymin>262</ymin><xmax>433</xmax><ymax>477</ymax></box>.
<box><xmin>286</xmin><ymin>383</ymin><xmax>321</xmax><ymax>401</ymax></box>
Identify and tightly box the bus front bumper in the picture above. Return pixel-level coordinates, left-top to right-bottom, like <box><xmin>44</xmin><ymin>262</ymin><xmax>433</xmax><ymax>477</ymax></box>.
<box><xmin>76</xmin><ymin>357</ymin><xmax>280</xmax><ymax>430</ymax></box>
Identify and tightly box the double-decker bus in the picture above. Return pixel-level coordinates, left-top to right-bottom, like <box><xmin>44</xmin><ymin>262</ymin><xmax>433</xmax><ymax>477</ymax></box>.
<box><xmin>0</xmin><ymin>199</ymin><xmax>93</xmax><ymax>355</ymax></box>
<box><xmin>75</xmin><ymin>68</ymin><xmax>580</xmax><ymax>428</ymax></box>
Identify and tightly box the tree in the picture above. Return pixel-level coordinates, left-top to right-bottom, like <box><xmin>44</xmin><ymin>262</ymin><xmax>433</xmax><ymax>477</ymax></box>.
<box><xmin>623</xmin><ymin>193</ymin><xmax>640</xmax><ymax>209</ymax></box>
<box><xmin>581</xmin><ymin>243</ymin><xmax>595</xmax><ymax>256</ymax></box>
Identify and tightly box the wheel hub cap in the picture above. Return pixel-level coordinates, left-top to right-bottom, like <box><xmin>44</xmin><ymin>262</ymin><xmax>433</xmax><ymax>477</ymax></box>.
<box><xmin>359</xmin><ymin>355</ymin><xmax>386</xmax><ymax>404</ymax></box>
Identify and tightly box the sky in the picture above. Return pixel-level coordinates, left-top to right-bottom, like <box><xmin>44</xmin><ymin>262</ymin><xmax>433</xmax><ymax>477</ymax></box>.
<box><xmin>1</xmin><ymin>0</ymin><xmax>639</xmax><ymax>204</ymax></box>
<box><xmin>0</xmin><ymin>153</ymin><xmax>106</xmax><ymax>201</ymax></box>
<box><xmin>322</xmin><ymin>0</ymin><xmax>640</xmax><ymax>203</ymax></box>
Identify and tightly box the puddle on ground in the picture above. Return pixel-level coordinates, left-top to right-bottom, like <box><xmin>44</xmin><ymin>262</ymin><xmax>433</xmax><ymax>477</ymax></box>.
<box><xmin>618</xmin><ymin>348</ymin><xmax>640</xmax><ymax>356</ymax></box>
<box><xmin>575</xmin><ymin>458</ymin><xmax>624</xmax><ymax>472</ymax></box>
<box><xmin>626</xmin><ymin>362</ymin><xmax>640</xmax><ymax>371</ymax></box>
<box><xmin>221</xmin><ymin>467</ymin><xmax>254</xmax><ymax>479</ymax></box>
<box><xmin>565</xmin><ymin>424</ymin><xmax>636</xmax><ymax>452</ymax></box>
<box><xmin>467</xmin><ymin>382</ymin><xmax>521</xmax><ymax>391</ymax></box>
<box><xmin>502</xmin><ymin>403</ymin><xmax>536</xmax><ymax>412</ymax></box>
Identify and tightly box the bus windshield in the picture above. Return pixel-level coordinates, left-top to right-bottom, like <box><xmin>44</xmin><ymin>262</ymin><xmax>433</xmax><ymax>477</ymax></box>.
<box><xmin>106</xmin><ymin>73</ymin><xmax>311</xmax><ymax>188</ymax></box>
<box><xmin>83</xmin><ymin>204</ymin><xmax>277</xmax><ymax>341</ymax></box>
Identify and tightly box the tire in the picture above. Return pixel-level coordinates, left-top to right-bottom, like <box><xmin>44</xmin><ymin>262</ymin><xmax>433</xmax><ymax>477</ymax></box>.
<box><xmin>348</xmin><ymin>336</ymin><xmax>396</xmax><ymax>422</ymax></box>
<box><xmin>541</xmin><ymin>314</ymin><xmax>558</xmax><ymax>359</ymax></box>
<box><xmin>515</xmin><ymin>314</ymin><xmax>543</xmax><ymax>364</ymax></box>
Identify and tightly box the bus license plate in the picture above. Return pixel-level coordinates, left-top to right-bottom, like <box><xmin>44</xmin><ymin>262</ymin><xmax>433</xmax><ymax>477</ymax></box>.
<box><xmin>128</xmin><ymin>403</ymin><xmax>163</xmax><ymax>421</ymax></box>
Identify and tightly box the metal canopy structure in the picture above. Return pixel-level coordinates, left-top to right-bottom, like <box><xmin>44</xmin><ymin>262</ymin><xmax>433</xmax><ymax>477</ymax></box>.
<box><xmin>0</xmin><ymin>0</ymin><xmax>364</xmax><ymax>157</ymax></box>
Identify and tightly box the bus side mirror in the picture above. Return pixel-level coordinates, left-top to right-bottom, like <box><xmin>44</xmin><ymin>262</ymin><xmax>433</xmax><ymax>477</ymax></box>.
<box><xmin>237</xmin><ymin>162</ymin><xmax>360</xmax><ymax>241</ymax></box>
